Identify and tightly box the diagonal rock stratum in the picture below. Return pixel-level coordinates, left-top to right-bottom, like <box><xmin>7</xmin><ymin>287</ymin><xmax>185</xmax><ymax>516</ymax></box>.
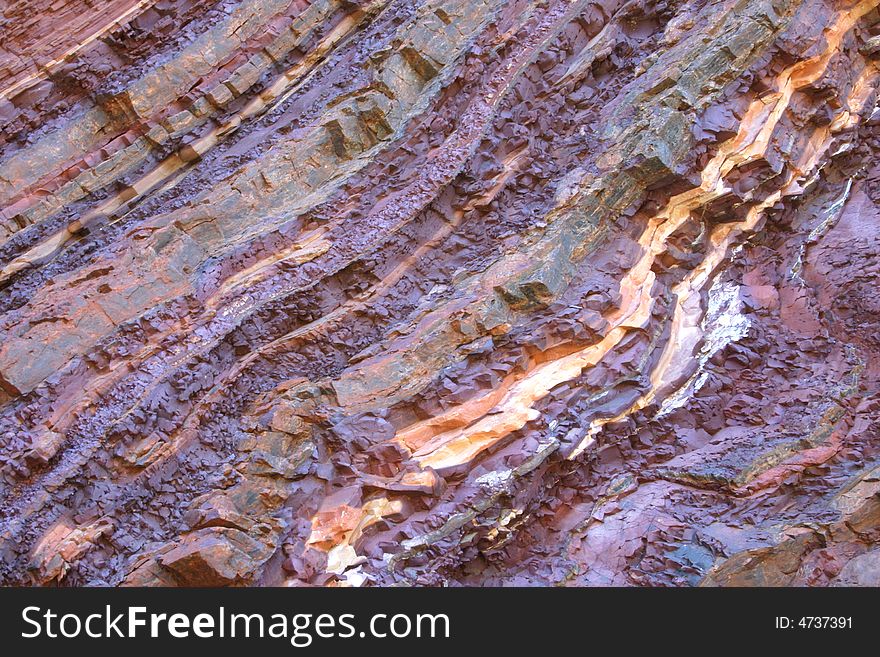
<box><xmin>1</xmin><ymin>0</ymin><xmax>880</xmax><ymax>587</ymax></box>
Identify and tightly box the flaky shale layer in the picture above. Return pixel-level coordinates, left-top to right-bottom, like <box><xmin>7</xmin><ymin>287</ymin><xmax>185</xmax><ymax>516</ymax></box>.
<box><xmin>2</xmin><ymin>0</ymin><xmax>880</xmax><ymax>587</ymax></box>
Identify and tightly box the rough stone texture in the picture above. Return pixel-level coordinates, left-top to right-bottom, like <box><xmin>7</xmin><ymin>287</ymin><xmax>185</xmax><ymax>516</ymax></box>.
<box><xmin>1</xmin><ymin>0</ymin><xmax>880</xmax><ymax>587</ymax></box>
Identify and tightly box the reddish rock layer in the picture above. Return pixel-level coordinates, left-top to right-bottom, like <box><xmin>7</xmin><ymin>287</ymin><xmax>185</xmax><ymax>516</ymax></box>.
<box><xmin>1</xmin><ymin>0</ymin><xmax>880</xmax><ymax>587</ymax></box>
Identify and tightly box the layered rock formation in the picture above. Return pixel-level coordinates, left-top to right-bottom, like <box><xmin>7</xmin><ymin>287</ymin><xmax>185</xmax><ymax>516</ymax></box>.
<box><xmin>1</xmin><ymin>0</ymin><xmax>879</xmax><ymax>587</ymax></box>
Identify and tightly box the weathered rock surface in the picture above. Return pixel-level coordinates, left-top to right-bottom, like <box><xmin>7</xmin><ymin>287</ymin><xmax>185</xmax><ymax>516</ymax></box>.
<box><xmin>1</xmin><ymin>0</ymin><xmax>880</xmax><ymax>587</ymax></box>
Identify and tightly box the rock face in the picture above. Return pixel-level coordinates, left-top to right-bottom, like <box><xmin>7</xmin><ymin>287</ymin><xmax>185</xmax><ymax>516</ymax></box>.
<box><xmin>1</xmin><ymin>0</ymin><xmax>880</xmax><ymax>587</ymax></box>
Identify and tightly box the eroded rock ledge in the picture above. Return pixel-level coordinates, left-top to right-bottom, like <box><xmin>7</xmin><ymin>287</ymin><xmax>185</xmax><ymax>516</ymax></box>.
<box><xmin>1</xmin><ymin>0</ymin><xmax>880</xmax><ymax>587</ymax></box>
